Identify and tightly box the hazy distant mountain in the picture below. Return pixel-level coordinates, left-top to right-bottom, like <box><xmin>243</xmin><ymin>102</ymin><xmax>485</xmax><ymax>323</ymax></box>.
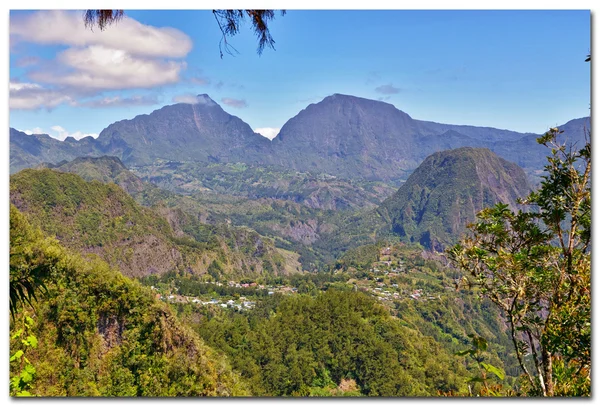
<box><xmin>10</xmin><ymin>94</ymin><xmax>271</xmax><ymax>173</ymax></box>
<box><xmin>10</xmin><ymin>93</ymin><xmax>589</xmax><ymax>184</ymax></box>
<box><xmin>271</xmin><ymin>94</ymin><xmax>588</xmax><ymax>182</ymax></box>
<box><xmin>10</xmin><ymin>128</ymin><xmax>99</xmax><ymax>173</ymax></box>
<box><xmin>270</xmin><ymin>94</ymin><xmax>424</xmax><ymax>181</ymax></box>
<box><xmin>487</xmin><ymin>117</ymin><xmax>589</xmax><ymax>170</ymax></box>
<box><xmin>377</xmin><ymin>147</ymin><xmax>531</xmax><ymax>251</ymax></box>
<box><xmin>95</xmin><ymin>94</ymin><xmax>271</xmax><ymax>166</ymax></box>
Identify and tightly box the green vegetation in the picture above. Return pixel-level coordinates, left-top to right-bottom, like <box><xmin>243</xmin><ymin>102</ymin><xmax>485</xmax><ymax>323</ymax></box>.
<box><xmin>10</xmin><ymin>169</ymin><xmax>295</xmax><ymax>279</ymax></box>
<box><xmin>448</xmin><ymin>129</ymin><xmax>591</xmax><ymax>396</ymax></box>
<box><xmin>190</xmin><ymin>289</ymin><xmax>470</xmax><ymax>396</ymax></box>
<box><xmin>147</xmin><ymin>242</ymin><xmax>523</xmax><ymax>397</ymax></box>
<box><xmin>378</xmin><ymin>147</ymin><xmax>531</xmax><ymax>251</ymax></box>
<box><xmin>9</xmin><ymin>120</ymin><xmax>590</xmax><ymax>397</ymax></box>
<box><xmin>9</xmin><ymin>205</ymin><xmax>248</xmax><ymax>396</ymax></box>
<box><xmin>131</xmin><ymin>160</ymin><xmax>395</xmax><ymax>210</ymax></box>
<box><xmin>43</xmin><ymin>156</ymin><xmax>391</xmax><ymax>271</ymax></box>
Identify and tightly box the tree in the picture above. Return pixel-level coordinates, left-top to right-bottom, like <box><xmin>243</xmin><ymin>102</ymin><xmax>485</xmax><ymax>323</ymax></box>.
<box><xmin>447</xmin><ymin>127</ymin><xmax>591</xmax><ymax>396</ymax></box>
<box><xmin>83</xmin><ymin>9</ymin><xmax>286</xmax><ymax>57</ymax></box>
<box><xmin>83</xmin><ymin>10</ymin><xmax>124</xmax><ymax>30</ymax></box>
<box><xmin>9</xmin><ymin>205</ymin><xmax>57</xmax><ymax>319</ymax></box>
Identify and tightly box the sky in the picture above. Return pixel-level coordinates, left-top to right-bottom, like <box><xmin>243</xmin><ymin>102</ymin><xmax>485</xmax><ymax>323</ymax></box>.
<box><xmin>8</xmin><ymin>9</ymin><xmax>591</xmax><ymax>141</ymax></box>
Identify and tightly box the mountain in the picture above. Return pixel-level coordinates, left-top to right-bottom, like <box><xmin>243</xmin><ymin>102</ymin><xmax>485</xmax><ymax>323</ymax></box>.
<box><xmin>10</xmin><ymin>94</ymin><xmax>271</xmax><ymax>173</ymax></box>
<box><xmin>36</xmin><ymin>156</ymin><xmax>348</xmax><ymax>270</ymax></box>
<box><xmin>10</xmin><ymin>168</ymin><xmax>301</xmax><ymax>278</ymax></box>
<box><xmin>43</xmin><ymin>156</ymin><xmax>147</xmax><ymax>195</ymax></box>
<box><xmin>271</xmin><ymin>94</ymin><xmax>588</xmax><ymax>181</ymax></box>
<box><xmin>487</xmin><ymin>117</ymin><xmax>590</xmax><ymax>171</ymax></box>
<box><xmin>42</xmin><ymin>155</ymin><xmax>176</xmax><ymax>207</ymax></box>
<box><xmin>270</xmin><ymin>94</ymin><xmax>424</xmax><ymax>181</ymax></box>
<box><xmin>10</xmin><ymin>94</ymin><xmax>589</xmax><ymax>184</ymax></box>
<box><xmin>10</xmin><ymin>128</ymin><xmax>98</xmax><ymax>174</ymax></box>
<box><xmin>377</xmin><ymin>147</ymin><xmax>531</xmax><ymax>251</ymax></box>
<box><xmin>95</xmin><ymin>94</ymin><xmax>271</xmax><ymax>166</ymax></box>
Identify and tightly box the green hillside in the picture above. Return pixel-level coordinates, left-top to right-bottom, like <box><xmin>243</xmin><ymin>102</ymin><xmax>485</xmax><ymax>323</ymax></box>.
<box><xmin>9</xmin><ymin>205</ymin><xmax>248</xmax><ymax>396</ymax></box>
<box><xmin>41</xmin><ymin>156</ymin><xmax>384</xmax><ymax>270</ymax></box>
<box><xmin>10</xmin><ymin>169</ymin><xmax>299</xmax><ymax>278</ymax></box>
<box><xmin>377</xmin><ymin>148</ymin><xmax>531</xmax><ymax>251</ymax></box>
<box><xmin>130</xmin><ymin>160</ymin><xmax>396</xmax><ymax>210</ymax></box>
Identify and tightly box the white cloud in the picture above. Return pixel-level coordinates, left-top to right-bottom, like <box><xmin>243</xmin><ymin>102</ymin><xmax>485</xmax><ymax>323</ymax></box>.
<box><xmin>172</xmin><ymin>93</ymin><xmax>218</xmax><ymax>106</ymax></box>
<box><xmin>254</xmin><ymin>127</ymin><xmax>280</xmax><ymax>140</ymax></box>
<box><xmin>49</xmin><ymin>125</ymin><xmax>98</xmax><ymax>141</ymax></box>
<box><xmin>29</xmin><ymin>46</ymin><xmax>185</xmax><ymax>90</ymax></box>
<box><xmin>173</xmin><ymin>93</ymin><xmax>201</xmax><ymax>104</ymax></box>
<box><xmin>21</xmin><ymin>127</ymin><xmax>44</xmax><ymax>135</ymax></box>
<box><xmin>10</xmin><ymin>10</ymin><xmax>192</xmax><ymax>58</ymax></box>
<box><xmin>10</xmin><ymin>82</ymin><xmax>41</xmax><ymax>91</ymax></box>
<box><xmin>10</xmin><ymin>11</ymin><xmax>192</xmax><ymax>108</ymax></box>
<box><xmin>374</xmin><ymin>83</ymin><xmax>401</xmax><ymax>95</ymax></box>
<box><xmin>9</xmin><ymin>81</ymin><xmax>74</xmax><ymax>110</ymax></box>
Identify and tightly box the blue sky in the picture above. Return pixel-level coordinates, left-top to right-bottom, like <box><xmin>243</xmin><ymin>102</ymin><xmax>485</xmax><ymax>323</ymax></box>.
<box><xmin>9</xmin><ymin>9</ymin><xmax>591</xmax><ymax>140</ymax></box>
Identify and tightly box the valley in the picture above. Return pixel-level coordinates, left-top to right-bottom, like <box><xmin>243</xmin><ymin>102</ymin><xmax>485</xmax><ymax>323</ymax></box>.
<box><xmin>9</xmin><ymin>93</ymin><xmax>590</xmax><ymax>397</ymax></box>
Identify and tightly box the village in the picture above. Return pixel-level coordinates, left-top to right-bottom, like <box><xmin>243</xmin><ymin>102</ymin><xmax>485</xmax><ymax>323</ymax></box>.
<box><xmin>349</xmin><ymin>246</ymin><xmax>445</xmax><ymax>304</ymax></box>
<box><xmin>149</xmin><ymin>281</ymin><xmax>298</xmax><ymax>311</ymax></box>
<box><xmin>147</xmin><ymin>245</ymin><xmax>450</xmax><ymax>313</ymax></box>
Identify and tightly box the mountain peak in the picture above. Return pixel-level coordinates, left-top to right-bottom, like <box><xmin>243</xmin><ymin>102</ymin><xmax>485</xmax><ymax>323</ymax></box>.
<box><xmin>194</xmin><ymin>94</ymin><xmax>218</xmax><ymax>107</ymax></box>
<box><xmin>323</xmin><ymin>93</ymin><xmax>380</xmax><ymax>103</ymax></box>
<box><xmin>378</xmin><ymin>147</ymin><xmax>531</xmax><ymax>251</ymax></box>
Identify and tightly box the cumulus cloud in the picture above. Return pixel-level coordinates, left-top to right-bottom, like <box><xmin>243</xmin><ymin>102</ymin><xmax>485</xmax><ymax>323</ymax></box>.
<box><xmin>172</xmin><ymin>94</ymin><xmax>218</xmax><ymax>107</ymax></box>
<box><xmin>10</xmin><ymin>10</ymin><xmax>192</xmax><ymax>58</ymax></box>
<box><xmin>29</xmin><ymin>45</ymin><xmax>185</xmax><ymax>90</ymax></box>
<box><xmin>221</xmin><ymin>97</ymin><xmax>247</xmax><ymax>108</ymax></box>
<box><xmin>9</xmin><ymin>81</ymin><xmax>74</xmax><ymax>110</ymax></box>
<box><xmin>173</xmin><ymin>93</ymin><xmax>200</xmax><ymax>104</ymax></box>
<box><xmin>79</xmin><ymin>94</ymin><xmax>159</xmax><ymax>108</ymax></box>
<box><xmin>49</xmin><ymin>125</ymin><xmax>98</xmax><ymax>141</ymax></box>
<box><xmin>374</xmin><ymin>83</ymin><xmax>401</xmax><ymax>95</ymax></box>
<box><xmin>10</xmin><ymin>10</ymin><xmax>192</xmax><ymax>108</ymax></box>
<box><xmin>10</xmin><ymin>82</ymin><xmax>40</xmax><ymax>91</ymax></box>
<box><xmin>254</xmin><ymin>127</ymin><xmax>280</xmax><ymax>140</ymax></box>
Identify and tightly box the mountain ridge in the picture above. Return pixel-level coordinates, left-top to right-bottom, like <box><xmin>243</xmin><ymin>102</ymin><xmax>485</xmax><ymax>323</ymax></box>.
<box><xmin>10</xmin><ymin>93</ymin><xmax>589</xmax><ymax>182</ymax></box>
<box><xmin>10</xmin><ymin>167</ymin><xmax>301</xmax><ymax>278</ymax></box>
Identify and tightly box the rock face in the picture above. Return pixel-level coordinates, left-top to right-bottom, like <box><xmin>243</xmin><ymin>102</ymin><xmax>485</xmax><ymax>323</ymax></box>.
<box><xmin>10</xmin><ymin>93</ymin><xmax>589</xmax><ymax>183</ymax></box>
<box><xmin>95</xmin><ymin>94</ymin><xmax>272</xmax><ymax>166</ymax></box>
<box><xmin>10</xmin><ymin>94</ymin><xmax>272</xmax><ymax>173</ymax></box>
<box><xmin>270</xmin><ymin>94</ymin><xmax>424</xmax><ymax>181</ymax></box>
<box><xmin>271</xmin><ymin>94</ymin><xmax>588</xmax><ymax>181</ymax></box>
<box><xmin>377</xmin><ymin>147</ymin><xmax>532</xmax><ymax>251</ymax></box>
